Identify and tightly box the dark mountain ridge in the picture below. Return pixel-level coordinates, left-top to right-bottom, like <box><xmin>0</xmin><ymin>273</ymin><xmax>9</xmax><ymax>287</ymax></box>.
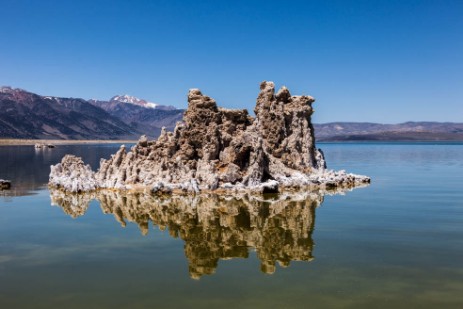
<box><xmin>0</xmin><ymin>87</ymin><xmax>138</xmax><ymax>139</ymax></box>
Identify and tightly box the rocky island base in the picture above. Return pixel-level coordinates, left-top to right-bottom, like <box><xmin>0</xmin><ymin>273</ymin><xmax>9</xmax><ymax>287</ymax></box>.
<box><xmin>49</xmin><ymin>81</ymin><xmax>370</xmax><ymax>195</ymax></box>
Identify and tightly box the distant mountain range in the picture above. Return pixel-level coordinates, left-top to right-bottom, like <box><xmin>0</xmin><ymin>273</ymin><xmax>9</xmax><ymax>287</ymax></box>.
<box><xmin>314</xmin><ymin>122</ymin><xmax>463</xmax><ymax>141</ymax></box>
<box><xmin>1</xmin><ymin>86</ymin><xmax>462</xmax><ymax>141</ymax></box>
<box><xmin>88</xmin><ymin>96</ymin><xmax>183</xmax><ymax>137</ymax></box>
<box><xmin>0</xmin><ymin>86</ymin><xmax>184</xmax><ymax>139</ymax></box>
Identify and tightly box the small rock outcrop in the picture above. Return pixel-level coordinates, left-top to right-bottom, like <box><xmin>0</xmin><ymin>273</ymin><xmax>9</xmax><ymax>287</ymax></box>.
<box><xmin>0</xmin><ymin>179</ymin><xmax>11</xmax><ymax>190</ymax></box>
<box><xmin>35</xmin><ymin>143</ymin><xmax>55</xmax><ymax>149</ymax></box>
<box><xmin>49</xmin><ymin>155</ymin><xmax>97</xmax><ymax>193</ymax></box>
<box><xmin>49</xmin><ymin>82</ymin><xmax>370</xmax><ymax>194</ymax></box>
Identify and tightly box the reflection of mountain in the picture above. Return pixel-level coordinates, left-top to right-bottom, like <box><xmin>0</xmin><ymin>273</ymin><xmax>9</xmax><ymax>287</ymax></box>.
<box><xmin>50</xmin><ymin>191</ymin><xmax>326</xmax><ymax>279</ymax></box>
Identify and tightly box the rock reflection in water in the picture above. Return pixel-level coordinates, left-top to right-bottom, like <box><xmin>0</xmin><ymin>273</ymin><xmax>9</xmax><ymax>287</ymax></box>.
<box><xmin>50</xmin><ymin>190</ymin><xmax>326</xmax><ymax>279</ymax></box>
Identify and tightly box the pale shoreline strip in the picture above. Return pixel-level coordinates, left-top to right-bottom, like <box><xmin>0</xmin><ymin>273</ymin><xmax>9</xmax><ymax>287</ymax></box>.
<box><xmin>0</xmin><ymin>139</ymin><xmax>137</xmax><ymax>146</ymax></box>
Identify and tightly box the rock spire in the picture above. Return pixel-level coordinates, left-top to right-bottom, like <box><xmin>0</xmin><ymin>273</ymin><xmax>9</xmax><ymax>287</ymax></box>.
<box><xmin>50</xmin><ymin>81</ymin><xmax>370</xmax><ymax>194</ymax></box>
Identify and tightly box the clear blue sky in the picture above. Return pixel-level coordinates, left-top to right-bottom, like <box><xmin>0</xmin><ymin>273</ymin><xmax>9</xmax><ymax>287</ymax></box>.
<box><xmin>1</xmin><ymin>0</ymin><xmax>462</xmax><ymax>123</ymax></box>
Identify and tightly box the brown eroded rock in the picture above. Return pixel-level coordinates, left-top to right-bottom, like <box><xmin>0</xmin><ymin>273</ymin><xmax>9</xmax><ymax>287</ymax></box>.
<box><xmin>49</xmin><ymin>81</ymin><xmax>370</xmax><ymax>193</ymax></box>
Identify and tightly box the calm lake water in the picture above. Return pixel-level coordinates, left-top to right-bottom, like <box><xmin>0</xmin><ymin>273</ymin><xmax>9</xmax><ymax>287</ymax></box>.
<box><xmin>1</xmin><ymin>143</ymin><xmax>462</xmax><ymax>308</ymax></box>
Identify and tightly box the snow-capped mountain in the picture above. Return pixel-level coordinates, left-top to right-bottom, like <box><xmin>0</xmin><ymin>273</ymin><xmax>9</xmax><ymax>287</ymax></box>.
<box><xmin>109</xmin><ymin>94</ymin><xmax>176</xmax><ymax>111</ymax></box>
<box><xmin>88</xmin><ymin>94</ymin><xmax>184</xmax><ymax>138</ymax></box>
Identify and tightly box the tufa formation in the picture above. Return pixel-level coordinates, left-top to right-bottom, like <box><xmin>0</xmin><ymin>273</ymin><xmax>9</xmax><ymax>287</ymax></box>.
<box><xmin>49</xmin><ymin>81</ymin><xmax>370</xmax><ymax>194</ymax></box>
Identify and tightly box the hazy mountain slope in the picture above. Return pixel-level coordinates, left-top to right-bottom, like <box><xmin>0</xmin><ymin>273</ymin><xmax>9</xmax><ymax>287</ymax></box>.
<box><xmin>0</xmin><ymin>87</ymin><xmax>138</xmax><ymax>139</ymax></box>
<box><xmin>314</xmin><ymin>122</ymin><xmax>463</xmax><ymax>141</ymax></box>
<box><xmin>89</xmin><ymin>98</ymin><xmax>184</xmax><ymax>138</ymax></box>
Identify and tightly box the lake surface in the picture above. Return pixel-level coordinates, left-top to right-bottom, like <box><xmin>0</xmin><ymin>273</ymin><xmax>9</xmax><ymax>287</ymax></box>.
<box><xmin>1</xmin><ymin>143</ymin><xmax>462</xmax><ymax>308</ymax></box>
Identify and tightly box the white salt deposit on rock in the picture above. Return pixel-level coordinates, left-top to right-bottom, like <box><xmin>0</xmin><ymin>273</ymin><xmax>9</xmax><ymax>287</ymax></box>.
<box><xmin>49</xmin><ymin>155</ymin><xmax>98</xmax><ymax>193</ymax></box>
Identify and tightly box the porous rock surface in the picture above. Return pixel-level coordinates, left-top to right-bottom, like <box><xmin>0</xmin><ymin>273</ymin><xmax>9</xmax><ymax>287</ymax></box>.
<box><xmin>49</xmin><ymin>81</ymin><xmax>370</xmax><ymax>194</ymax></box>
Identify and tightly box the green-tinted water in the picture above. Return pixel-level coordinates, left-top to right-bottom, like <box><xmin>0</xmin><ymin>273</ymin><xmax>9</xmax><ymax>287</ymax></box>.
<box><xmin>1</xmin><ymin>143</ymin><xmax>462</xmax><ymax>308</ymax></box>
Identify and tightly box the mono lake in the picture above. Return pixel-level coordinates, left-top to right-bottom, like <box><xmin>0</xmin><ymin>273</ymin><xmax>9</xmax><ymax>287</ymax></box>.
<box><xmin>1</xmin><ymin>143</ymin><xmax>462</xmax><ymax>308</ymax></box>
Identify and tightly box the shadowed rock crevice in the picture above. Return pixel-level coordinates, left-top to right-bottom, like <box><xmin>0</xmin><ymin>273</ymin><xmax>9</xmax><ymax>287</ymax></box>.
<box><xmin>49</xmin><ymin>81</ymin><xmax>370</xmax><ymax>193</ymax></box>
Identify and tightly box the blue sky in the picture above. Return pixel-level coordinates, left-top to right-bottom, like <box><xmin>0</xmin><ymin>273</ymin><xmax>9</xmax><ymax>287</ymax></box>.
<box><xmin>1</xmin><ymin>0</ymin><xmax>462</xmax><ymax>123</ymax></box>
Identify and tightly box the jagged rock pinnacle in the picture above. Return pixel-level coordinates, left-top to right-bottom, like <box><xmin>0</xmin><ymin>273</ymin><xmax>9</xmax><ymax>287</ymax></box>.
<box><xmin>49</xmin><ymin>81</ymin><xmax>370</xmax><ymax>194</ymax></box>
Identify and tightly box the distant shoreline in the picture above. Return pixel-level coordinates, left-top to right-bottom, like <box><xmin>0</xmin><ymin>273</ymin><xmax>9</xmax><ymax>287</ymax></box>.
<box><xmin>1</xmin><ymin>138</ymin><xmax>463</xmax><ymax>147</ymax></box>
<box><xmin>0</xmin><ymin>139</ymin><xmax>137</xmax><ymax>146</ymax></box>
<box><xmin>317</xmin><ymin>140</ymin><xmax>463</xmax><ymax>144</ymax></box>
